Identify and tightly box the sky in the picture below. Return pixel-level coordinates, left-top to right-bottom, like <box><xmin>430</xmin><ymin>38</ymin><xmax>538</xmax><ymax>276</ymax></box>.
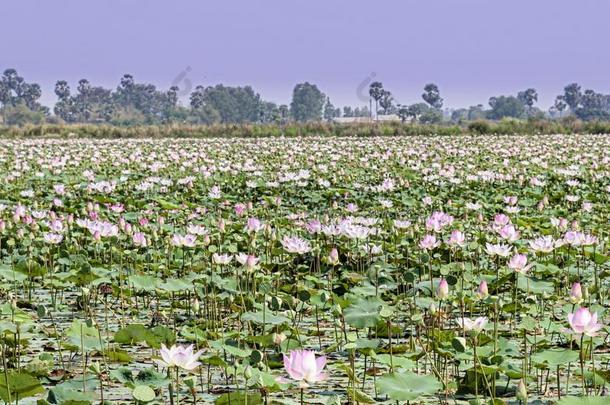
<box><xmin>2</xmin><ymin>0</ymin><xmax>610</xmax><ymax>110</ymax></box>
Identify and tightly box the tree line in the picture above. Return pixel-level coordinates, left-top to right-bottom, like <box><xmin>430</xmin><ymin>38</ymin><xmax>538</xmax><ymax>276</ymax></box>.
<box><xmin>1</xmin><ymin>67</ymin><xmax>609</xmax><ymax>126</ymax></box>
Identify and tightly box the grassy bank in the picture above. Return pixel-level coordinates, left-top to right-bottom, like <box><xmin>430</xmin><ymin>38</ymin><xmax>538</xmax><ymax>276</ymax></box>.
<box><xmin>2</xmin><ymin>118</ymin><xmax>610</xmax><ymax>138</ymax></box>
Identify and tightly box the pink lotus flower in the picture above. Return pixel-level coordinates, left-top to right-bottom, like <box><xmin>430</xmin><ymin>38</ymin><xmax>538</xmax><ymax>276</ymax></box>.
<box><xmin>508</xmin><ymin>253</ymin><xmax>532</xmax><ymax>274</ymax></box>
<box><xmin>283</xmin><ymin>349</ymin><xmax>328</xmax><ymax>388</ymax></box>
<box><xmin>485</xmin><ymin>243</ymin><xmax>512</xmax><ymax>257</ymax></box>
<box><xmin>156</xmin><ymin>344</ymin><xmax>204</xmax><ymax>371</ymax></box>
<box><xmin>246</xmin><ymin>217</ymin><xmax>263</xmax><ymax>233</ymax></box>
<box><xmin>171</xmin><ymin>234</ymin><xmax>197</xmax><ymax>248</ymax></box>
<box><xmin>448</xmin><ymin>230</ymin><xmax>466</xmax><ymax>247</ymax></box>
<box><xmin>498</xmin><ymin>224</ymin><xmax>520</xmax><ymax>242</ymax></box>
<box><xmin>282</xmin><ymin>236</ymin><xmax>311</xmax><ymax>254</ymax></box>
<box><xmin>459</xmin><ymin>317</ymin><xmax>488</xmax><ymax>333</ymax></box>
<box><xmin>234</xmin><ymin>203</ymin><xmax>246</xmax><ymax>216</ymax></box>
<box><xmin>237</xmin><ymin>253</ymin><xmax>259</xmax><ymax>270</ymax></box>
<box><xmin>212</xmin><ymin>253</ymin><xmax>233</xmax><ymax>265</ymax></box>
<box><xmin>476</xmin><ymin>280</ymin><xmax>489</xmax><ymax>299</ymax></box>
<box><xmin>419</xmin><ymin>234</ymin><xmax>440</xmax><ymax>250</ymax></box>
<box><xmin>327</xmin><ymin>247</ymin><xmax>339</xmax><ymax>265</ymax></box>
<box><xmin>529</xmin><ymin>236</ymin><xmax>559</xmax><ymax>253</ymax></box>
<box><xmin>493</xmin><ymin>213</ymin><xmax>511</xmax><ymax>227</ymax></box>
<box><xmin>132</xmin><ymin>232</ymin><xmax>147</xmax><ymax>247</ymax></box>
<box><xmin>567</xmin><ymin>307</ymin><xmax>603</xmax><ymax>337</ymax></box>
<box><xmin>436</xmin><ymin>278</ymin><xmax>449</xmax><ymax>299</ymax></box>
<box><xmin>570</xmin><ymin>282</ymin><xmax>583</xmax><ymax>304</ymax></box>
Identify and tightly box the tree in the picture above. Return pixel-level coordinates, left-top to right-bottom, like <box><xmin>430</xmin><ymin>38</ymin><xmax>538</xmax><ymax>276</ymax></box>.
<box><xmin>563</xmin><ymin>83</ymin><xmax>582</xmax><ymax>113</ymax></box>
<box><xmin>517</xmin><ymin>88</ymin><xmax>538</xmax><ymax>109</ymax></box>
<box><xmin>192</xmin><ymin>84</ymin><xmax>262</xmax><ymax>123</ymax></box>
<box><xmin>1</xmin><ymin>68</ymin><xmax>46</xmax><ymax>123</ymax></box>
<box><xmin>397</xmin><ymin>104</ymin><xmax>409</xmax><ymax>123</ymax></box>
<box><xmin>450</xmin><ymin>108</ymin><xmax>468</xmax><ymax>123</ymax></box>
<box><xmin>553</xmin><ymin>96</ymin><xmax>567</xmax><ymax>118</ymax></box>
<box><xmin>3</xmin><ymin>102</ymin><xmax>46</xmax><ymax>125</ymax></box>
<box><xmin>323</xmin><ymin>97</ymin><xmax>337</xmax><ymax>122</ymax></box>
<box><xmin>488</xmin><ymin>95</ymin><xmax>525</xmax><ymax>119</ymax></box>
<box><xmin>260</xmin><ymin>101</ymin><xmax>280</xmax><ymax>123</ymax></box>
<box><xmin>368</xmin><ymin>81</ymin><xmax>384</xmax><ymax>120</ymax></box>
<box><xmin>422</xmin><ymin>83</ymin><xmax>443</xmax><ymax>109</ymax></box>
<box><xmin>420</xmin><ymin>109</ymin><xmax>443</xmax><ymax>124</ymax></box>
<box><xmin>405</xmin><ymin>103</ymin><xmax>430</xmax><ymax>123</ymax></box>
<box><xmin>378</xmin><ymin>90</ymin><xmax>394</xmax><ymax>115</ymax></box>
<box><xmin>574</xmin><ymin>90</ymin><xmax>610</xmax><ymax>121</ymax></box>
<box><xmin>342</xmin><ymin>106</ymin><xmax>353</xmax><ymax>117</ymax></box>
<box><xmin>290</xmin><ymin>82</ymin><xmax>325</xmax><ymax>122</ymax></box>
<box><xmin>467</xmin><ymin>104</ymin><xmax>486</xmax><ymax>120</ymax></box>
<box><xmin>54</xmin><ymin>80</ymin><xmax>75</xmax><ymax>122</ymax></box>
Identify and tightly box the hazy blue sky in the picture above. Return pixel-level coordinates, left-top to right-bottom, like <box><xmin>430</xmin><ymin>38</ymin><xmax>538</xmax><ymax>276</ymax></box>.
<box><xmin>3</xmin><ymin>0</ymin><xmax>609</xmax><ymax>109</ymax></box>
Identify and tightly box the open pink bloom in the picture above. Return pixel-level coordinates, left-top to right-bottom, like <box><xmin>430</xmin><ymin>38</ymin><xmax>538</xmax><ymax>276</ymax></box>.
<box><xmin>493</xmin><ymin>213</ymin><xmax>511</xmax><ymax>227</ymax></box>
<box><xmin>498</xmin><ymin>224</ymin><xmax>520</xmax><ymax>242</ymax></box>
<box><xmin>448</xmin><ymin>230</ymin><xmax>466</xmax><ymax>247</ymax></box>
<box><xmin>282</xmin><ymin>236</ymin><xmax>311</xmax><ymax>254</ymax></box>
<box><xmin>246</xmin><ymin>217</ymin><xmax>263</xmax><ymax>233</ymax></box>
<box><xmin>283</xmin><ymin>350</ymin><xmax>327</xmax><ymax>388</ymax></box>
<box><xmin>132</xmin><ymin>232</ymin><xmax>147</xmax><ymax>247</ymax></box>
<box><xmin>237</xmin><ymin>253</ymin><xmax>259</xmax><ymax>270</ymax></box>
<box><xmin>156</xmin><ymin>344</ymin><xmax>204</xmax><ymax>371</ymax></box>
<box><xmin>459</xmin><ymin>317</ymin><xmax>488</xmax><ymax>333</ymax></box>
<box><xmin>567</xmin><ymin>307</ymin><xmax>603</xmax><ymax>337</ymax></box>
<box><xmin>508</xmin><ymin>253</ymin><xmax>532</xmax><ymax>274</ymax></box>
<box><xmin>419</xmin><ymin>234</ymin><xmax>440</xmax><ymax>250</ymax></box>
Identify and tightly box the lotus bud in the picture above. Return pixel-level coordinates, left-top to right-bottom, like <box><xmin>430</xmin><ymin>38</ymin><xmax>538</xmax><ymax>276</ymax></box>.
<box><xmin>476</xmin><ymin>280</ymin><xmax>488</xmax><ymax>299</ymax></box>
<box><xmin>516</xmin><ymin>379</ymin><xmax>527</xmax><ymax>402</ymax></box>
<box><xmin>218</xmin><ymin>219</ymin><xmax>226</xmax><ymax>233</ymax></box>
<box><xmin>328</xmin><ymin>247</ymin><xmax>340</xmax><ymax>266</ymax></box>
<box><xmin>436</xmin><ymin>278</ymin><xmax>449</xmax><ymax>299</ymax></box>
<box><xmin>192</xmin><ymin>298</ymin><xmax>200</xmax><ymax>313</ymax></box>
<box><xmin>569</xmin><ymin>282</ymin><xmax>583</xmax><ymax>304</ymax></box>
<box><xmin>272</xmin><ymin>332</ymin><xmax>287</xmax><ymax>345</ymax></box>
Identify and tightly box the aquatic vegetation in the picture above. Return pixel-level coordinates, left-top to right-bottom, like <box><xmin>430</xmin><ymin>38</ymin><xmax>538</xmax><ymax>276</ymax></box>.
<box><xmin>0</xmin><ymin>134</ymin><xmax>608</xmax><ymax>403</ymax></box>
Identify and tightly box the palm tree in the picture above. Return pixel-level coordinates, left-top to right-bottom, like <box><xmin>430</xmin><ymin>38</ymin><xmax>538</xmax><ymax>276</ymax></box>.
<box><xmin>369</xmin><ymin>81</ymin><xmax>384</xmax><ymax>121</ymax></box>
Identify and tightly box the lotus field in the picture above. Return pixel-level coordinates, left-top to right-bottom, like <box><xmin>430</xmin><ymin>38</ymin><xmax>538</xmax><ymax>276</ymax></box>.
<box><xmin>1</xmin><ymin>135</ymin><xmax>610</xmax><ymax>404</ymax></box>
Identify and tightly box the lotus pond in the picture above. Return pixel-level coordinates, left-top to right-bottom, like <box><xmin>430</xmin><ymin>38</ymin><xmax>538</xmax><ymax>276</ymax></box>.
<box><xmin>0</xmin><ymin>135</ymin><xmax>609</xmax><ymax>404</ymax></box>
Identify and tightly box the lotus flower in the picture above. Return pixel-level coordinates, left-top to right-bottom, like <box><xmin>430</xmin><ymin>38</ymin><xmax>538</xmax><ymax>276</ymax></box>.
<box><xmin>459</xmin><ymin>317</ymin><xmax>488</xmax><ymax>333</ymax></box>
<box><xmin>508</xmin><ymin>253</ymin><xmax>532</xmax><ymax>274</ymax></box>
<box><xmin>448</xmin><ymin>230</ymin><xmax>466</xmax><ymax>247</ymax></box>
<box><xmin>283</xmin><ymin>349</ymin><xmax>328</xmax><ymax>388</ymax></box>
<box><xmin>212</xmin><ymin>253</ymin><xmax>232</xmax><ymax>265</ymax></box>
<box><xmin>569</xmin><ymin>282</ymin><xmax>583</xmax><ymax>304</ymax></box>
<box><xmin>282</xmin><ymin>236</ymin><xmax>311</xmax><ymax>254</ymax></box>
<box><xmin>476</xmin><ymin>280</ymin><xmax>489</xmax><ymax>299</ymax></box>
<box><xmin>419</xmin><ymin>234</ymin><xmax>440</xmax><ymax>250</ymax></box>
<box><xmin>436</xmin><ymin>278</ymin><xmax>449</xmax><ymax>299</ymax></box>
<box><xmin>156</xmin><ymin>344</ymin><xmax>204</xmax><ymax>371</ymax></box>
<box><xmin>567</xmin><ymin>307</ymin><xmax>603</xmax><ymax>337</ymax></box>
